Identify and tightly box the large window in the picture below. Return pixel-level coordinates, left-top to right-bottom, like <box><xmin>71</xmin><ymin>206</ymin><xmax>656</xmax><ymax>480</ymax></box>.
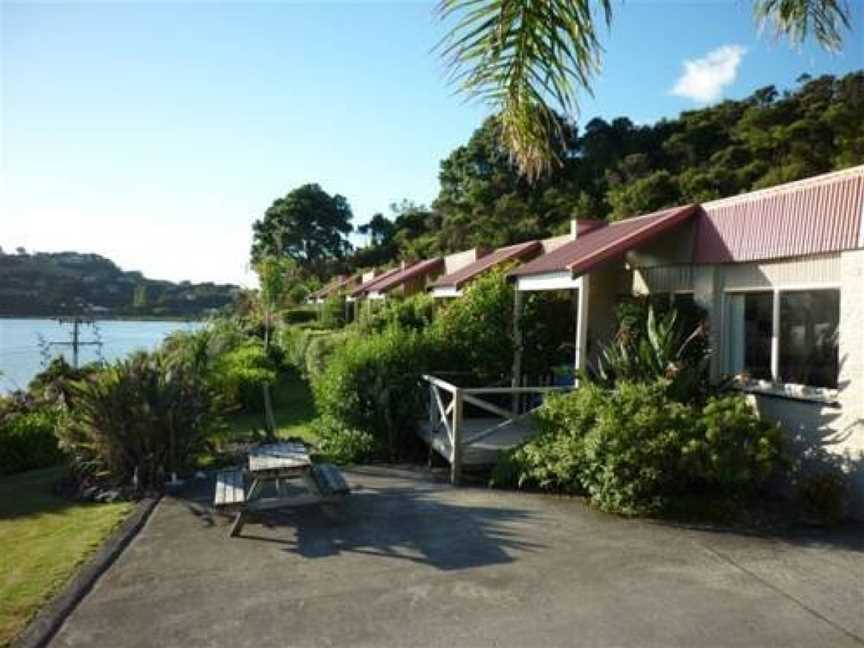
<box><xmin>725</xmin><ymin>288</ymin><xmax>840</xmax><ymax>390</ymax></box>
<box><xmin>726</xmin><ymin>292</ymin><xmax>773</xmax><ymax>381</ymax></box>
<box><xmin>779</xmin><ymin>290</ymin><xmax>840</xmax><ymax>389</ymax></box>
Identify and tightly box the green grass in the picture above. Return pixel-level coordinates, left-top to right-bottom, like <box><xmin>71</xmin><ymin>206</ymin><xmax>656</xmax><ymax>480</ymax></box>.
<box><xmin>223</xmin><ymin>371</ymin><xmax>319</xmax><ymax>445</ymax></box>
<box><xmin>0</xmin><ymin>467</ymin><xmax>133</xmax><ymax>647</ymax></box>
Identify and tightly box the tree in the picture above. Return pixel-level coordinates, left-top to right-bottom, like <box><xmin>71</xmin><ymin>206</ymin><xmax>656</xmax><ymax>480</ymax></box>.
<box><xmin>357</xmin><ymin>213</ymin><xmax>396</xmax><ymax>246</ymax></box>
<box><xmin>253</xmin><ymin>256</ymin><xmax>294</xmax><ymax>435</ymax></box>
<box><xmin>438</xmin><ymin>0</ymin><xmax>852</xmax><ymax>179</ymax></box>
<box><xmin>250</xmin><ymin>184</ymin><xmax>353</xmax><ymax>274</ymax></box>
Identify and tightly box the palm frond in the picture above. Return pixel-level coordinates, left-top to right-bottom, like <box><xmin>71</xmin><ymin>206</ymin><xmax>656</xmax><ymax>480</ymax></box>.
<box><xmin>754</xmin><ymin>0</ymin><xmax>851</xmax><ymax>51</ymax></box>
<box><xmin>437</xmin><ymin>0</ymin><xmax>611</xmax><ymax>180</ymax></box>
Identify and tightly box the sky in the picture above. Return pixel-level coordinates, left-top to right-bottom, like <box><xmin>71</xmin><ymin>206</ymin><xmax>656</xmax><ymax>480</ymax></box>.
<box><xmin>1</xmin><ymin>1</ymin><xmax>861</xmax><ymax>287</ymax></box>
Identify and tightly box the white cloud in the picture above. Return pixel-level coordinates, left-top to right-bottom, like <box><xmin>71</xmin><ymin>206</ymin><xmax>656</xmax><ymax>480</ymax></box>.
<box><xmin>671</xmin><ymin>45</ymin><xmax>746</xmax><ymax>104</ymax></box>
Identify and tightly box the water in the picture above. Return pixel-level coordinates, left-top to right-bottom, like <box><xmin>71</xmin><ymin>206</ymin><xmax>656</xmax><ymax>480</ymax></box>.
<box><xmin>0</xmin><ymin>319</ymin><xmax>203</xmax><ymax>393</ymax></box>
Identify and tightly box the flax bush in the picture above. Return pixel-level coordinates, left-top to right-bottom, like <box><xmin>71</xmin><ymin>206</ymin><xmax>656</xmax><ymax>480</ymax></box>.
<box><xmin>58</xmin><ymin>352</ymin><xmax>224</xmax><ymax>489</ymax></box>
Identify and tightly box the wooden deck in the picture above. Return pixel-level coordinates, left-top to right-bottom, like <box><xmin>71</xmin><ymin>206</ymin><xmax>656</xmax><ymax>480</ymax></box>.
<box><xmin>418</xmin><ymin>416</ymin><xmax>537</xmax><ymax>466</ymax></box>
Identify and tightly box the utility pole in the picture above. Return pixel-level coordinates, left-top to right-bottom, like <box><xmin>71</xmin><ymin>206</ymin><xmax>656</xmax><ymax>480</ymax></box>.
<box><xmin>49</xmin><ymin>315</ymin><xmax>102</xmax><ymax>368</ymax></box>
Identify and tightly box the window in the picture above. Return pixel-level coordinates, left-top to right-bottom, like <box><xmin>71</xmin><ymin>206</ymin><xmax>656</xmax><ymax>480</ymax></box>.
<box><xmin>779</xmin><ymin>290</ymin><xmax>839</xmax><ymax>389</ymax></box>
<box><xmin>726</xmin><ymin>292</ymin><xmax>773</xmax><ymax>381</ymax></box>
<box><xmin>672</xmin><ymin>292</ymin><xmax>695</xmax><ymax>310</ymax></box>
<box><xmin>725</xmin><ymin>288</ymin><xmax>840</xmax><ymax>391</ymax></box>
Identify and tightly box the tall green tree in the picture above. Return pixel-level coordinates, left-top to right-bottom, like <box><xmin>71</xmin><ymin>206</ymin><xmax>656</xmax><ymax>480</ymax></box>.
<box><xmin>251</xmin><ymin>184</ymin><xmax>353</xmax><ymax>274</ymax></box>
<box><xmin>438</xmin><ymin>0</ymin><xmax>852</xmax><ymax>179</ymax></box>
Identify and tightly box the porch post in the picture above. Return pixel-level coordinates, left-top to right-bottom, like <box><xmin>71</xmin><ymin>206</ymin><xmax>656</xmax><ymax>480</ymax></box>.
<box><xmin>511</xmin><ymin>288</ymin><xmax>524</xmax><ymax>414</ymax></box>
<box><xmin>574</xmin><ymin>274</ymin><xmax>590</xmax><ymax>378</ymax></box>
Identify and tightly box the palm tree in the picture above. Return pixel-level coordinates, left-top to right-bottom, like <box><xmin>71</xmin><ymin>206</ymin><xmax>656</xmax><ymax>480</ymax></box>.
<box><xmin>438</xmin><ymin>0</ymin><xmax>851</xmax><ymax>180</ymax></box>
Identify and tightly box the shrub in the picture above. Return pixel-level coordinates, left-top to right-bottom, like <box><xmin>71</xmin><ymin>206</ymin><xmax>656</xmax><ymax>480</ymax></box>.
<box><xmin>797</xmin><ymin>470</ymin><xmax>848</xmax><ymax>526</ymax></box>
<box><xmin>282</xmin><ymin>308</ymin><xmax>317</xmax><ymax>325</ymax></box>
<box><xmin>312</xmin><ymin>326</ymin><xmax>430</xmax><ymax>459</ymax></box>
<box><xmin>493</xmin><ymin>381</ymin><xmax>788</xmax><ymax>516</ymax></box>
<box><xmin>579</xmin><ymin>381</ymin><xmax>697</xmax><ymax>514</ymax></box>
<box><xmin>0</xmin><ymin>408</ymin><xmax>65</xmax><ymax>476</ymax></box>
<box><xmin>312</xmin><ymin>415</ymin><xmax>377</xmax><ymax>464</ymax></box>
<box><xmin>491</xmin><ymin>385</ymin><xmax>605</xmax><ymax>492</ymax></box>
<box><xmin>280</xmin><ymin>326</ymin><xmax>317</xmax><ymax>373</ymax></box>
<box><xmin>683</xmin><ymin>394</ymin><xmax>785</xmax><ymax>491</ymax></box>
<box><xmin>320</xmin><ymin>296</ymin><xmax>347</xmax><ymax>329</ymax></box>
<box><xmin>304</xmin><ymin>331</ymin><xmax>355</xmax><ymax>383</ymax></box>
<box><xmin>429</xmin><ymin>269</ymin><xmax>514</xmax><ymax>379</ymax></box>
<box><xmin>210</xmin><ymin>341</ymin><xmax>277</xmax><ymax>410</ymax></box>
<box><xmin>58</xmin><ymin>352</ymin><xmax>224</xmax><ymax>489</ymax></box>
<box><xmin>359</xmin><ymin>294</ymin><xmax>436</xmax><ymax>334</ymax></box>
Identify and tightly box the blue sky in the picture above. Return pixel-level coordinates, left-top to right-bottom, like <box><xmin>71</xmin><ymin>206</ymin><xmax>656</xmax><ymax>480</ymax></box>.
<box><xmin>2</xmin><ymin>1</ymin><xmax>861</xmax><ymax>286</ymax></box>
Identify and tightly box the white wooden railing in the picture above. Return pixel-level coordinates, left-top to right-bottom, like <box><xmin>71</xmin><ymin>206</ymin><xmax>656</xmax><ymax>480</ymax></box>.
<box><xmin>421</xmin><ymin>374</ymin><xmax>575</xmax><ymax>484</ymax></box>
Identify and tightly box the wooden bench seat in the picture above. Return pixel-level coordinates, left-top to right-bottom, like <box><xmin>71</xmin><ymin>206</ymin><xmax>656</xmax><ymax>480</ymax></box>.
<box><xmin>213</xmin><ymin>469</ymin><xmax>246</xmax><ymax>508</ymax></box>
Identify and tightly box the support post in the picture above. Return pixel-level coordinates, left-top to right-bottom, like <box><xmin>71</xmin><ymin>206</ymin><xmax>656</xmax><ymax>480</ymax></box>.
<box><xmin>429</xmin><ymin>384</ymin><xmax>436</xmax><ymax>432</ymax></box>
<box><xmin>574</xmin><ymin>275</ymin><xmax>590</xmax><ymax>375</ymax></box>
<box><xmin>450</xmin><ymin>388</ymin><xmax>464</xmax><ymax>485</ymax></box>
<box><xmin>511</xmin><ymin>289</ymin><xmax>524</xmax><ymax>414</ymax></box>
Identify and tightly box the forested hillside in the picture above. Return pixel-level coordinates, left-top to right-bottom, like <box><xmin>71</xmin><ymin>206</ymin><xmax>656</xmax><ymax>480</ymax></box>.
<box><xmin>0</xmin><ymin>250</ymin><xmax>240</xmax><ymax>318</ymax></box>
<box><xmin>349</xmin><ymin>72</ymin><xmax>864</xmax><ymax>267</ymax></box>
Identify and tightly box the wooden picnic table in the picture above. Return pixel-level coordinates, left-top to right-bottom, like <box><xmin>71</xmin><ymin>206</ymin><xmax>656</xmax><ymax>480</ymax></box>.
<box><xmin>213</xmin><ymin>441</ymin><xmax>349</xmax><ymax>538</ymax></box>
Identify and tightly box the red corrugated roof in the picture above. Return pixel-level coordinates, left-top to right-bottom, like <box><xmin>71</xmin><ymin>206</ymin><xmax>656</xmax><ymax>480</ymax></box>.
<box><xmin>370</xmin><ymin>257</ymin><xmax>444</xmax><ymax>294</ymax></box>
<box><xmin>310</xmin><ymin>274</ymin><xmax>359</xmax><ymax>299</ymax></box>
<box><xmin>349</xmin><ymin>266</ymin><xmax>402</xmax><ymax>298</ymax></box>
<box><xmin>430</xmin><ymin>241</ymin><xmax>542</xmax><ymax>289</ymax></box>
<box><xmin>510</xmin><ymin>205</ymin><xmax>698</xmax><ymax>278</ymax></box>
<box><xmin>694</xmin><ymin>165</ymin><xmax>864</xmax><ymax>264</ymax></box>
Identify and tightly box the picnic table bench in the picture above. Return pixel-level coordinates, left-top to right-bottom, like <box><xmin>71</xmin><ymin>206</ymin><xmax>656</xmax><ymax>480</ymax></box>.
<box><xmin>213</xmin><ymin>442</ymin><xmax>349</xmax><ymax>537</ymax></box>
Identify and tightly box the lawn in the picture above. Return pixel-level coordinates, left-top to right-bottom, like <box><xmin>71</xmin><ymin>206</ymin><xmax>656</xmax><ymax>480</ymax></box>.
<box><xmin>0</xmin><ymin>467</ymin><xmax>133</xmax><ymax>647</ymax></box>
<box><xmin>223</xmin><ymin>371</ymin><xmax>319</xmax><ymax>445</ymax></box>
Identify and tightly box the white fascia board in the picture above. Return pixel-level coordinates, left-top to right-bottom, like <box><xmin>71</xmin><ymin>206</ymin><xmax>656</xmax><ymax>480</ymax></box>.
<box><xmin>367</xmin><ymin>291</ymin><xmax>387</xmax><ymax>300</ymax></box>
<box><xmin>431</xmin><ymin>285</ymin><xmax>463</xmax><ymax>298</ymax></box>
<box><xmin>516</xmin><ymin>271</ymin><xmax>581</xmax><ymax>292</ymax></box>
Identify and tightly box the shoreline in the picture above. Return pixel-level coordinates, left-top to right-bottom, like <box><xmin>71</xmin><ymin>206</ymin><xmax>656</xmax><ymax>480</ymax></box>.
<box><xmin>0</xmin><ymin>315</ymin><xmax>206</xmax><ymax>322</ymax></box>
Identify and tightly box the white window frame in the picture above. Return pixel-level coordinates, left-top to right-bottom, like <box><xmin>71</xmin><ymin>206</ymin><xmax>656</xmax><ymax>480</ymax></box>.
<box><xmin>721</xmin><ymin>283</ymin><xmax>841</xmax><ymax>404</ymax></box>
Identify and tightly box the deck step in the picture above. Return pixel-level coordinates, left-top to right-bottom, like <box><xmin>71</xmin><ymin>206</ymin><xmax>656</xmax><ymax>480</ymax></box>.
<box><xmin>213</xmin><ymin>469</ymin><xmax>246</xmax><ymax>507</ymax></box>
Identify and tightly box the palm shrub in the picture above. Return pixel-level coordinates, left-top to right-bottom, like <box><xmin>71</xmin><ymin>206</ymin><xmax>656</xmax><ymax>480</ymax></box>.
<box><xmin>59</xmin><ymin>351</ymin><xmax>224</xmax><ymax>490</ymax></box>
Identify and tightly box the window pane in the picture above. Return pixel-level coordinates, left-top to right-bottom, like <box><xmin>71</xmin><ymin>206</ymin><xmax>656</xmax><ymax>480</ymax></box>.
<box><xmin>779</xmin><ymin>290</ymin><xmax>839</xmax><ymax>388</ymax></box>
<box><xmin>726</xmin><ymin>292</ymin><xmax>773</xmax><ymax>380</ymax></box>
<box><xmin>672</xmin><ymin>293</ymin><xmax>695</xmax><ymax>310</ymax></box>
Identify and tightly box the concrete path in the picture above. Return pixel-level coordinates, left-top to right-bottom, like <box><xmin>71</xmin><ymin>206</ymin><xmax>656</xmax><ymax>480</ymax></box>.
<box><xmin>50</xmin><ymin>465</ymin><xmax>864</xmax><ymax>648</ymax></box>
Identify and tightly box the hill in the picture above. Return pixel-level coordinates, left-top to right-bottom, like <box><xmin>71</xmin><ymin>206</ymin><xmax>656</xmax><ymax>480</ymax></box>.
<box><xmin>0</xmin><ymin>250</ymin><xmax>240</xmax><ymax>318</ymax></box>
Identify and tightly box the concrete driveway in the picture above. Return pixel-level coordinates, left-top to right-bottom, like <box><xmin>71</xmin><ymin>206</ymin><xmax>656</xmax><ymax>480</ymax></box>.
<box><xmin>50</xmin><ymin>465</ymin><xmax>864</xmax><ymax>647</ymax></box>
